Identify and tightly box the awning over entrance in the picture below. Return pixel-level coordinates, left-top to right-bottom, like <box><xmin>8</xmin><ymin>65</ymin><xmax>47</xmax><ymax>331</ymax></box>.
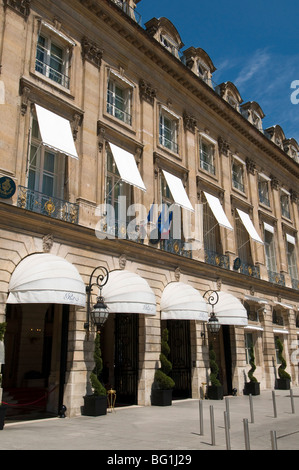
<box><xmin>161</xmin><ymin>282</ymin><xmax>209</xmax><ymax>321</ymax></box>
<box><xmin>35</xmin><ymin>104</ymin><xmax>78</xmax><ymax>159</ymax></box>
<box><xmin>101</xmin><ymin>270</ymin><xmax>156</xmax><ymax>315</ymax></box>
<box><xmin>109</xmin><ymin>143</ymin><xmax>146</xmax><ymax>192</ymax></box>
<box><xmin>209</xmin><ymin>291</ymin><xmax>248</xmax><ymax>326</ymax></box>
<box><xmin>7</xmin><ymin>254</ymin><xmax>86</xmax><ymax>307</ymax></box>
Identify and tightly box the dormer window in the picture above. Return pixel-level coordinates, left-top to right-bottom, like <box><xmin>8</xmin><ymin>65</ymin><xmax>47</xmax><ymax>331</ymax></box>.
<box><xmin>160</xmin><ymin>33</ymin><xmax>179</xmax><ymax>57</ymax></box>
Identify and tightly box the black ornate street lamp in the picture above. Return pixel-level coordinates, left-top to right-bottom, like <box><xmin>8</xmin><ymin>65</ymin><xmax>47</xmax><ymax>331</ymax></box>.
<box><xmin>204</xmin><ymin>290</ymin><xmax>221</xmax><ymax>335</ymax></box>
<box><xmin>84</xmin><ymin>266</ymin><xmax>109</xmax><ymax>331</ymax></box>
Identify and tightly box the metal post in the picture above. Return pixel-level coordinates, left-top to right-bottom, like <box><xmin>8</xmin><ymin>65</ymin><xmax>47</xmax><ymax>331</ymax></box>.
<box><xmin>199</xmin><ymin>400</ymin><xmax>204</xmax><ymax>435</ymax></box>
<box><xmin>290</xmin><ymin>389</ymin><xmax>295</xmax><ymax>414</ymax></box>
<box><xmin>270</xmin><ymin>430</ymin><xmax>278</xmax><ymax>450</ymax></box>
<box><xmin>249</xmin><ymin>394</ymin><xmax>254</xmax><ymax>423</ymax></box>
<box><xmin>210</xmin><ymin>405</ymin><xmax>216</xmax><ymax>446</ymax></box>
<box><xmin>272</xmin><ymin>391</ymin><xmax>277</xmax><ymax>418</ymax></box>
<box><xmin>243</xmin><ymin>418</ymin><xmax>250</xmax><ymax>450</ymax></box>
<box><xmin>225</xmin><ymin>397</ymin><xmax>230</xmax><ymax>429</ymax></box>
<box><xmin>224</xmin><ymin>411</ymin><xmax>231</xmax><ymax>450</ymax></box>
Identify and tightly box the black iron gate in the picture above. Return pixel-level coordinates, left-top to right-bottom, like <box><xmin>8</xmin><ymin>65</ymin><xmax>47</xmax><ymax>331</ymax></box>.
<box><xmin>167</xmin><ymin>320</ymin><xmax>191</xmax><ymax>398</ymax></box>
<box><xmin>114</xmin><ymin>314</ymin><xmax>138</xmax><ymax>405</ymax></box>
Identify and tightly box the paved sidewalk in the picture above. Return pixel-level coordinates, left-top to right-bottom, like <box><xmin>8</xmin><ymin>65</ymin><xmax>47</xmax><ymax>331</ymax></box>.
<box><xmin>1</xmin><ymin>389</ymin><xmax>299</xmax><ymax>451</ymax></box>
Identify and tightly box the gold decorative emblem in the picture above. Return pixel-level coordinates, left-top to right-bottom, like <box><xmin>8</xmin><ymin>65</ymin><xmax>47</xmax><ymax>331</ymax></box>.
<box><xmin>44</xmin><ymin>199</ymin><xmax>56</xmax><ymax>215</ymax></box>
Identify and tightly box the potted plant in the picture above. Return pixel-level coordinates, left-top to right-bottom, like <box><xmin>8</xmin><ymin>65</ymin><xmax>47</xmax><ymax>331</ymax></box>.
<box><xmin>0</xmin><ymin>322</ymin><xmax>7</xmax><ymax>430</ymax></box>
<box><xmin>151</xmin><ymin>328</ymin><xmax>175</xmax><ymax>406</ymax></box>
<box><xmin>207</xmin><ymin>343</ymin><xmax>223</xmax><ymax>400</ymax></box>
<box><xmin>244</xmin><ymin>345</ymin><xmax>260</xmax><ymax>395</ymax></box>
<box><xmin>275</xmin><ymin>338</ymin><xmax>291</xmax><ymax>390</ymax></box>
<box><xmin>83</xmin><ymin>332</ymin><xmax>107</xmax><ymax>416</ymax></box>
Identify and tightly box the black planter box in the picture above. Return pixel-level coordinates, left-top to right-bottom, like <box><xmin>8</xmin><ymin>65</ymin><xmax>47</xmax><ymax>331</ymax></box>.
<box><xmin>151</xmin><ymin>389</ymin><xmax>172</xmax><ymax>406</ymax></box>
<box><xmin>0</xmin><ymin>405</ymin><xmax>7</xmax><ymax>430</ymax></box>
<box><xmin>276</xmin><ymin>378</ymin><xmax>291</xmax><ymax>390</ymax></box>
<box><xmin>243</xmin><ymin>382</ymin><xmax>260</xmax><ymax>396</ymax></box>
<box><xmin>207</xmin><ymin>385</ymin><xmax>223</xmax><ymax>400</ymax></box>
<box><xmin>82</xmin><ymin>395</ymin><xmax>107</xmax><ymax>416</ymax></box>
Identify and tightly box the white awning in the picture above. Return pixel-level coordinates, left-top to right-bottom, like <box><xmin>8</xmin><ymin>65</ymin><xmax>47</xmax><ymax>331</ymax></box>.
<box><xmin>286</xmin><ymin>234</ymin><xmax>296</xmax><ymax>245</ymax></box>
<box><xmin>102</xmin><ymin>270</ymin><xmax>156</xmax><ymax>315</ymax></box>
<box><xmin>35</xmin><ymin>105</ymin><xmax>78</xmax><ymax>159</ymax></box>
<box><xmin>7</xmin><ymin>254</ymin><xmax>86</xmax><ymax>307</ymax></box>
<box><xmin>161</xmin><ymin>282</ymin><xmax>208</xmax><ymax>321</ymax></box>
<box><xmin>236</xmin><ymin>209</ymin><xmax>263</xmax><ymax>244</ymax></box>
<box><xmin>109</xmin><ymin>143</ymin><xmax>146</xmax><ymax>192</ymax></box>
<box><xmin>264</xmin><ymin>222</ymin><xmax>274</xmax><ymax>234</ymax></box>
<box><xmin>204</xmin><ymin>192</ymin><xmax>233</xmax><ymax>230</ymax></box>
<box><xmin>209</xmin><ymin>291</ymin><xmax>248</xmax><ymax>326</ymax></box>
<box><xmin>162</xmin><ymin>170</ymin><xmax>194</xmax><ymax>212</ymax></box>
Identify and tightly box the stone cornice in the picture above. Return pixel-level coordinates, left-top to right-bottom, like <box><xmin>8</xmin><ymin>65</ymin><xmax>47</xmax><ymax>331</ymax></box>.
<box><xmin>77</xmin><ymin>0</ymin><xmax>299</xmax><ymax>179</ymax></box>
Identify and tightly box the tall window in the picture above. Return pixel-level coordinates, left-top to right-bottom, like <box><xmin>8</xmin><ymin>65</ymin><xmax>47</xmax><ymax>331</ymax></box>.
<box><xmin>232</xmin><ymin>159</ymin><xmax>245</xmax><ymax>192</ymax></box>
<box><xmin>264</xmin><ymin>226</ymin><xmax>277</xmax><ymax>273</ymax></box>
<box><xmin>236</xmin><ymin>215</ymin><xmax>252</xmax><ymax>264</ymax></box>
<box><xmin>286</xmin><ymin>237</ymin><xmax>298</xmax><ymax>280</ymax></box>
<box><xmin>203</xmin><ymin>200</ymin><xmax>221</xmax><ymax>253</ymax></box>
<box><xmin>200</xmin><ymin>139</ymin><xmax>215</xmax><ymax>175</ymax></box>
<box><xmin>35</xmin><ymin>34</ymin><xmax>70</xmax><ymax>89</ymax></box>
<box><xmin>106</xmin><ymin>147</ymin><xmax>132</xmax><ymax>236</ymax></box>
<box><xmin>107</xmin><ymin>74</ymin><xmax>132</xmax><ymax>125</ymax></box>
<box><xmin>258</xmin><ymin>174</ymin><xmax>270</xmax><ymax>207</ymax></box>
<box><xmin>160</xmin><ymin>34</ymin><xmax>179</xmax><ymax>57</ymax></box>
<box><xmin>280</xmin><ymin>191</ymin><xmax>291</xmax><ymax>219</ymax></box>
<box><xmin>28</xmin><ymin>118</ymin><xmax>65</xmax><ymax>199</ymax></box>
<box><xmin>159</xmin><ymin>109</ymin><xmax>178</xmax><ymax>153</ymax></box>
<box><xmin>245</xmin><ymin>333</ymin><xmax>254</xmax><ymax>364</ymax></box>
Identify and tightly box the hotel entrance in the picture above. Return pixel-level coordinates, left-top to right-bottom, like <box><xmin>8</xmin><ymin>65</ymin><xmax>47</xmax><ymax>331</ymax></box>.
<box><xmin>3</xmin><ymin>303</ymin><xmax>69</xmax><ymax>420</ymax></box>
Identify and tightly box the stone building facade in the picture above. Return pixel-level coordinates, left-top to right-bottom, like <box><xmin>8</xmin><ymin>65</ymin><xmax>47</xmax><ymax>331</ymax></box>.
<box><xmin>0</xmin><ymin>0</ymin><xmax>298</xmax><ymax>418</ymax></box>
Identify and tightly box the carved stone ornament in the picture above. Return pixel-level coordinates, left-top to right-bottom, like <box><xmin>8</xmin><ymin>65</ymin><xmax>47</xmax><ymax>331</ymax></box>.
<box><xmin>270</xmin><ymin>175</ymin><xmax>279</xmax><ymax>190</ymax></box>
<box><xmin>119</xmin><ymin>254</ymin><xmax>127</xmax><ymax>270</ymax></box>
<box><xmin>139</xmin><ymin>79</ymin><xmax>157</xmax><ymax>105</ymax></box>
<box><xmin>81</xmin><ymin>37</ymin><xmax>103</xmax><ymax>69</ymax></box>
<box><xmin>246</xmin><ymin>158</ymin><xmax>256</xmax><ymax>175</ymax></box>
<box><xmin>174</xmin><ymin>267</ymin><xmax>181</xmax><ymax>281</ymax></box>
<box><xmin>183</xmin><ymin>112</ymin><xmax>197</xmax><ymax>133</ymax></box>
<box><xmin>21</xmin><ymin>86</ymin><xmax>30</xmax><ymax>115</ymax></box>
<box><xmin>42</xmin><ymin>234</ymin><xmax>54</xmax><ymax>253</ymax></box>
<box><xmin>218</xmin><ymin>136</ymin><xmax>230</xmax><ymax>156</ymax></box>
<box><xmin>4</xmin><ymin>0</ymin><xmax>31</xmax><ymax>18</ymax></box>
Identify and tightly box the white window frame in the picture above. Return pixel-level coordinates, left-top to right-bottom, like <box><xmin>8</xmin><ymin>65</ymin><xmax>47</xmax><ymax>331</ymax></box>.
<box><xmin>232</xmin><ymin>156</ymin><xmax>245</xmax><ymax>193</ymax></box>
<box><xmin>264</xmin><ymin>224</ymin><xmax>277</xmax><ymax>273</ymax></box>
<box><xmin>28</xmin><ymin>117</ymin><xmax>65</xmax><ymax>200</ymax></box>
<box><xmin>35</xmin><ymin>24</ymin><xmax>73</xmax><ymax>89</ymax></box>
<box><xmin>160</xmin><ymin>33</ymin><xmax>179</xmax><ymax>58</ymax></box>
<box><xmin>286</xmin><ymin>236</ymin><xmax>298</xmax><ymax>280</ymax></box>
<box><xmin>258</xmin><ymin>173</ymin><xmax>270</xmax><ymax>207</ymax></box>
<box><xmin>280</xmin><ymin>189</ymin><xmax>291</xmax><ymax>219</ymax></box>
<box><xmin>106</xmin><ymin>71</ymin><xmax>133</xmax><ymax>126</ymax></box>
<box><xmin>159</xmin><ymin>107</ymin><xmax>179</xmax><ymax>154</ymax></box>
<box><xmin>199</xmin><ymin>134</ymin><xmax>216</xmax><ymax>175</ymax></box>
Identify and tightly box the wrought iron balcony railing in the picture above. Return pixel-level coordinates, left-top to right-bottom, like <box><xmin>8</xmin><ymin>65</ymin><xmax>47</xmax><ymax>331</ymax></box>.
<box><xmin>292</xmin><ymin>278</ymin><xmax>299</xmax><ymax>290</ymax></box>
<box><xmin>17</xmin><ymin>186</ymin><xmax>79</xmax><ymax>224</ymax></box>
<box><xmin>35</xmin><ymin>58</ymin><xmax>70</xmax><ymax>89</ymax></box>
<box><xmin>239</xmin><ymin>262</ymin><xmax>260</xmax><ymax>279</ymax></box>
<box><xmin>204</xmin><ymin>249</ymin><xmax>230</xmax><ymax>269</ymax></box>
<box><xmin>268</xmin><ymin>270</ymin><xmax>285</xmax><ymax>286</ymax></box>
<box><xmin>160</xmin><ymin>237</ymin><xmax>192</xmax><ymax>259</ymax></box>
<box><xmin>111</xmin><ymin>0</ymin><xmax>142</xmax><ymax>25</ymax></box>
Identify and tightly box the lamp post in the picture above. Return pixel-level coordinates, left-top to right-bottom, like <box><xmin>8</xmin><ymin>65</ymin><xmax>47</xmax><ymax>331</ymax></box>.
<box><xmin>84</xmin><ymin>266</ymin><xmax>109</xmax><ymax>331</ymax></box>
<box><xmin>204</xmin><ymin>290</ymin><xmax>221</xmax><ymax>335</ymax></box>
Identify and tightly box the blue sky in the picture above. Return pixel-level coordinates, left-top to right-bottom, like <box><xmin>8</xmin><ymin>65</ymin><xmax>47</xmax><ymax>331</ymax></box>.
<box><xmin>137</xmin><ymin>0</ymin><xmax>299</xmax><ymax>143</ymax></box>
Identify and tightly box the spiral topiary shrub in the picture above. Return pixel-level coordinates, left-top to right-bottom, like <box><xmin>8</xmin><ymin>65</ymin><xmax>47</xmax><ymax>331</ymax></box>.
<box><xmin>276</xmin><ymin>338</ymin><xmax>291</xmax><ymax>381</ymax></box>
<box><xmin>244</xmin><ymin>344</ymin><xmax>260</xmax><ymax>395</ymax></box>
<box><xmin>154</xmin><ymin>328</ymin><xmax>175</xmax><ymax>390</ymax></box>
<box><xmin>248</xmin><ymin>345</ymin><xmax>258</xmax><ymax>383</ymax></box>
<box><xmin>90</xmin><ymin>332</ymin><xmax>107</xmax><ymax>396</ymax></box>
<box><xmin>209</xmin><ymin>343</ymin><xmax>221</xmax><ymax>387</ymax></box>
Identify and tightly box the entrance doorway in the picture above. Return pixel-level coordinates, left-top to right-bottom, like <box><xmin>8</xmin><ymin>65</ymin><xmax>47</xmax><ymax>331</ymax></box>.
<box><xmin>3</xmin><ymin>303</ymin><xmax>69</xmax><ymax>420</ymax></box>
<box><xmin>101</xmin><ymin>313</ymin><xmax>139</xmax><ymax>405</ymax></box>
<box><xmin>166</xmin><ymin>320</ymin><xmax>191</xmax><ymax>399</ymax></box>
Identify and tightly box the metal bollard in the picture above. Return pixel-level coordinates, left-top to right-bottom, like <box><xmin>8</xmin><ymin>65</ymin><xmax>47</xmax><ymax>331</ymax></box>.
<box><xmin>243</xmin><ymin>418</ymin><xmax>250</xmax><ymax>450</ymax></box>
<box><xmin>290</xmin><ymin>389</ymin><xmax>295</xmax><ymax>414</ymax></box>
<box><xmin>224</xmin><ymin>411</ymin><xmax>231</xmax><ymax>450</ymax></box>
<box><xmin>249</xmin><ymin>394</ymin><xmax>254</xmax><ymax>423</ymax></box>
<box><xmin>272</xmin><ymin>391</ymin><xmax>277</xmax><ymax>418</ymax></box>
<box><xmin>270</xmin><ymin>430</ymin><xmax>278</xmax><ymax>450</ymax></box>
<box><xmin>210</xmin><ymin>405</ymin><xmax>216</xmax><ymax>446</ymax></box>
<box><xmin>199</xmin><ymin>400</ymin><xmax>204</xmax><ymax>435</ymax></box>
<box><xmin>225</xmin><ymin>397</ymin><xmax>230</xmax><ymax>429</ymax></box>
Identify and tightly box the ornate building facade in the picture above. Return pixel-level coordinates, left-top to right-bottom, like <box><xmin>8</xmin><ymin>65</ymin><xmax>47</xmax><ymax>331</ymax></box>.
<box><xmin>0</xmin><ymin>0</ymin><xmax>298</xmax><ymax>418</ymax></box>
